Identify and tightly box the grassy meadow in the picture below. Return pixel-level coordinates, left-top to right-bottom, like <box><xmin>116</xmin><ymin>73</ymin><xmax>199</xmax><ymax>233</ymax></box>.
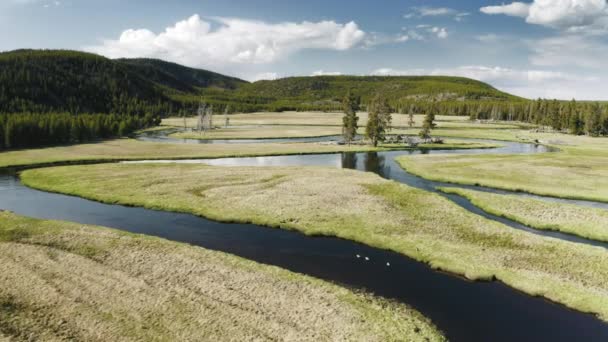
<box><xmin>397</xmin><ymin>132</ymin><xmax>608</xmax><ymax>202</ymax></box>
<box><xmin>169</xmin><ymin>125</ymin><xmax>342</xmax><ymax>140</ymax></box>
<box><xmin>162</xmin><ymin>112</ymin><xmax>522</xmax><ymax>130</ymax></box>
<box><xmin>440</xmin><ymin>187</ymin><xmax>608</xmax><ymax>242</ymax></box>
<box><xmin>0</xmin><ymin>211</ymin><xmax>442</xmax><ymax>341</ymax></box>
<box><xmin>21</xmin><ymin>163</ymin><xmax>608</xmax><ymax>321</ymax></box>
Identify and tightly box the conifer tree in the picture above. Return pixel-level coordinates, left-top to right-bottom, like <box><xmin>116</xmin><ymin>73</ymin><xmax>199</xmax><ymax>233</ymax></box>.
<box><xmin>365</xmin><ymin>94</ymin><xmax>392</xmax><ymax>147</ymax></box>
<box><xmin>342</xmin><ymin>91</ymin><xmax>360</xmax><ymax>145</ymax></box>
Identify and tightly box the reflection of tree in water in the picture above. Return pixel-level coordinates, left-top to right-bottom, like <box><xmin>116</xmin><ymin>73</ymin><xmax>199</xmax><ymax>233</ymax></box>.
<box><xmin>364</xmin><ymin>152</ymin><xmax>390</xmax><ymax>179</ymax></box>
<box><xmin>341</xmin><ymin>153</ymin><xmax>358</xmax><ymax>169</ymax></box>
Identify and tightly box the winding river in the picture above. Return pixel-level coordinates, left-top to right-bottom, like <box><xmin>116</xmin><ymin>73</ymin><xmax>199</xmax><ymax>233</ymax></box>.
<box><xmin>1</xmin><ymin>131</ymin><xmax>607</xmax><ymax>341</ymax></box>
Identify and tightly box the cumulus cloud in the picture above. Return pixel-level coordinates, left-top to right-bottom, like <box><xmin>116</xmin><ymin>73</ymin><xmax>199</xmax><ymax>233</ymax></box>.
<box><xmin>480</xmin><ymin>2</ymin><xmax>531</xmax><ymax>17</ymax></box>
<box><xmin>397</xmin><ymin>26</ymin><xmax>449</xmax><ymax>41</ymax></box>
<box><xmin>480</xmin><ymin>0</ymin><xmax>608</xmax><ymax>31</ymax></box>
<box><xmin>86</xmin><ymin>14</ymin><xmax>366</xmax><ymax>69</ymax></box>
<box><xmin>371</xmin><ymin>65</ymin><xmax>600</xmax><ymax>99</ymax></box>
<box><xmin>404</xmin><ymin>6</ymin><xmax>470</xmax><ymax>21</ymax></box>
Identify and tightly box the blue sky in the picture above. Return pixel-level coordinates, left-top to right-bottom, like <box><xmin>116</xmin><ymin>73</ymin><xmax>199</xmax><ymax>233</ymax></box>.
<box><xmin>2</xmin><ymin>0</ymin><xmax>608</xmax><ymax>99</ymax></box>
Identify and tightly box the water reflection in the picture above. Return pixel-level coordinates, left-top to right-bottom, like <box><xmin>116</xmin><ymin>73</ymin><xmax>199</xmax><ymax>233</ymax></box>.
<box><xmin>341</xmin><ymin>153</ymin><xmax>357</xmax><ymax>169</ymax></box>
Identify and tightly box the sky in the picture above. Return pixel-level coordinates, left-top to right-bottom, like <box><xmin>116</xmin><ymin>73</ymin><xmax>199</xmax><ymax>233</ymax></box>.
<box><xmin>1</xmin><ymin>0</ymin><xmax>607</xmax><ymax>100</ymax></box>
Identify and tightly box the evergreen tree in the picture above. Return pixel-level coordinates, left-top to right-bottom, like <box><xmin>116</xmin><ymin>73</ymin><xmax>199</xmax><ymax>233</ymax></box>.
<box><xmin>365</xmin><ymin>94</ymin><xmax>392</xmax><ymax>147</ymax></box>
<box><xmin>419</xmin><ymin>102</ymin><xmax>437</xmax><ymax>142</ymax></box>
<box><xmin>341</xmin><ymin>91</ymin><xmax>360</xmax><ymax>145</ymax></box>
<box><xmin>408</xmin><ymin>105</ymin><xmax>415</xmax><ymax>128</ymax></box>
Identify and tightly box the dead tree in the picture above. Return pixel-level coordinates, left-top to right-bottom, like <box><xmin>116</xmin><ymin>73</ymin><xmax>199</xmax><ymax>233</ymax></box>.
<box><xmin>196</xmin><ymin>102</ymin><xmax>207</xmax><ymax>133</ymax></box>
<box><xmin>224</xmin><ymin>105</ymin><xmax>230</xmax><ymax>128</ymax></box>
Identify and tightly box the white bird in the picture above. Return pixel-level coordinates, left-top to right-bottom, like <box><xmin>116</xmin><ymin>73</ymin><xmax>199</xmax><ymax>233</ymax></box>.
<box><xmin>356</xmin><ymin>254</ymin><xmax>361</xmax><ymax>258</ymax></box>
<box><xmin>386</xmin><ymin>262</ymin><xmax>391</xmax><ymax>267</ymax></box>
<box><xmin>365</xmin><ymin>257</ymin><xmax>370</xmax><ymax>261</ymax></box>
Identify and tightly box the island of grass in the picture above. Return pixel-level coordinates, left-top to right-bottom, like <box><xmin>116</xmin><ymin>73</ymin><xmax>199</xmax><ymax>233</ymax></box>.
<box><xmin>0</xmin><ymin>138</ymin><xmax>498</xmax><ymax>170</ymax></box>
<box><xmin>439</xmin><ymin>187</ymin><xmax>608</xmax><ymax>243</ymax></box>
<box><xmin>0</xmin><ymin>211</ymin><xmax>442</xmax><ymax>341</ymax></box>
<box><xmin>21</xmin><ymin>163</ymin><xmax>608</xmax><ymax>321</ymax></box>
<box><xmin>396</xmin><ymin>132</ymin><xmax>608</xmax><ymax>202</ymax></box>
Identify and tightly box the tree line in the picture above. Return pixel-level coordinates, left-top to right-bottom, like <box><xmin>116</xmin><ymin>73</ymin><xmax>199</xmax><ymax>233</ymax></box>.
<box><xmin>0</xmin><ymin>112</ymin><xmax>160</xmax><ymax>149</ymax></box>
<box><xmin>397</xmin><ymin>99</ymin><xmax>608</xmax><ymax>136</ymax></box>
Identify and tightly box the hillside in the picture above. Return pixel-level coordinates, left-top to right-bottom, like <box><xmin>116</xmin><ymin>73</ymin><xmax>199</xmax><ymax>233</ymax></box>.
<box><xmin>0</xmin><ymin>49</ymin><xmax>517</xmax><ymax>115</ymax></box>
<box><xmin>199</xmin><ymin>75</ymin><xmax>518</xmax><ymax>112</ymax></box>
<box><xmin>0</xmin><ymin>50</ymin><xmax>245</xmax><ymax>115</ymax></box>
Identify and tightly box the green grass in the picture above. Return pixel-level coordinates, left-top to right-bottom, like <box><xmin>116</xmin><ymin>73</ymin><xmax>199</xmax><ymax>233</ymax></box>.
<box><xmin>439</xmin><ymin>187</ymin><xmax>608</xmax><ymax>242</ymax></box>
<box><xmin>20</xmin><ymin>163</ymin><xmax>608</xmax><ymax>321</ymax></box>
<box><xmin>397</xmin><ymin>132</ymin><xmax>608</xmax><ymax>202</ymax></box>
<box><xmin>0</xmin><ymin>210</ymin><xmax>443</xmax><ymax>341</ymax></box>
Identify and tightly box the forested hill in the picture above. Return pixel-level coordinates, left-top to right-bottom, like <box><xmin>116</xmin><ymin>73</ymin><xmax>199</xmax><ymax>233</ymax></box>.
<box><xmin>117</xmin><ymin>58</ymin><xmax>246</xmax><ymax>92</ymax></box>
<box><xmin>0</xmin><ymin>49</ymin><xmax>516</xmax><ymax>115</ymax></box>
<box><xmin>206</xmin><ymin>75</ymin><xmax>517</xmax><ymax>112</ymax></box>
<box><xmin>0</xmin><ymin>50</ymin><xmax>246</xmax><ymax>115</ymax></box>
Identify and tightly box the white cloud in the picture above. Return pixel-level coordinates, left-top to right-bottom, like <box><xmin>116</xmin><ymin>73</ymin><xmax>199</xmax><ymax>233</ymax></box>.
<box><xmin>86</xmin><ymin>14</ymin><xmax>366</xmax><ymax>69</ymax></box>
<box><xmin>431</xmin><ymin>27</ymin><xmax>449</xmax><ymax>39</ymax></box>
<box><xmin>397</xmin><ymin>26</ymin><xmax>449</xmax><ymax>41</ymax></box>
<box><xmin>311</xmin><ymin>70</ymin><xmax>343</xmax><ymax>76</ymax></box>
<box><xmin>480</xmin><ymin>2</ymin><xmax>531</xmax><ymax>17</ymax></box>
<box><xmin>481</xmin><ymin>0</ymin><xmax>608</xmax><ymax>31</ymax></box>
<box><xmin>405</xmin><ymin>6</ymin><xmax>470</xmax><ymax>21</ymax></box>
<box><xmin>371</xmin><ymin>65</ymin><xmax>601</xmax><ymax>99</ymax></box>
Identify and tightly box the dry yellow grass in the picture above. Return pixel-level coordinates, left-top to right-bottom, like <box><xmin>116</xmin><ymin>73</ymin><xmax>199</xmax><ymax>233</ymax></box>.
<box><xmin>162</xmin><ymin>112</ymin><xmax>520</xmax><ymax>130</ymax></box>
<box><xmin>170</xmin><ymin>125</ymin><xmax>342</xmax><ymax>140</ymax></box>
<box><xmin>0</xmin><ymin>211</ymin><xmax>443</xmax><ymax>341</ymax></box>
<box><xmin>439</xmin><ymin>187</ymin><xmax>608</xmax><ymax>242</ymax></box>
<box><xmin>21</xmin><ymin>163</ymin><xmax>608</xmax><ymax>321</ymax></box>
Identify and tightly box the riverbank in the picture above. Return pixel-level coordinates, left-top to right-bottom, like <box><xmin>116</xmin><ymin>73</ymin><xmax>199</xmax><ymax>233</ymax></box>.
<box><xmin>397</xmin><ymin>132</ymin><xmax>608</xmax><ymax>202</ymax></box>
<box><xmin>21</xmin><ymin>163</ymin><xmax>608</xmax><ymax>321</ymax></box>
<box><xmin>0</xmin><ymin>210</ymin><xmax>442</xmax><ymax>341</ymax></box>
<box><xmin>439</xmin><ymin>187</ymin><xmax>608</xmax><ymax>242</ymax></box>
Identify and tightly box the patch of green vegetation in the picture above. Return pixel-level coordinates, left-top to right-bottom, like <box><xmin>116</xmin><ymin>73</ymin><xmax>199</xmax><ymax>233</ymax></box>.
<box><xmin>0</xmin><ymin>210</ymin><xmax>443</xmax><ymax>341</ymax></box>
<box><xmin>20</xmin><ymin>163</ymin><xmax>608</xmax><ymax>321</ymax></box>
<box><xmin>439</xmin><ymin>187</ymin><xmax>608</xmax><ymax>243</ymax></box>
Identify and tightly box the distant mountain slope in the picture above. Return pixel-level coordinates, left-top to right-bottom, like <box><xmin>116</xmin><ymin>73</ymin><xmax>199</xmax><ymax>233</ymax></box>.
<box><xmin>117</xmin><ymin>58</ymin><xmax>246</xmax><ymax>92</ymax></box>
<box><xmin>200</xmin><ymin>75</ymin><xmax>519</xmax><ymax>112</ymax></box>
<box><xmin>0</xmin><ymin>49</ymin><xmax>519</xmax><ymax>115</ymax></box>
<box><xmin>0</xmin><ymin>50</ymin><xmax>245</xmax><ymax>114</ymax></box>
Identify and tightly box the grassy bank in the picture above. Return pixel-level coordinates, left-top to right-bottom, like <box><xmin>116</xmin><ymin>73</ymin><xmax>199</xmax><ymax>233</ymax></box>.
<box><xmin>397</xmin><ymin>132</ymin><xmax>608</xmax><ymax>202</ymax></box>
<box><xmin>0</xmin><ymin>138</ymin><xmax>498</xmax><ymax>170</ymax></box>
<box><xmin>21</xmin><ymin>163</ymin><xmax>608</xmax><ymax>321</ymax></box>
<box><xmin>439</xmin><ymin>187</ymin><xmax>608</xmax><ymax>242</ymax></box>
<box><xmin>0</xmin><ymin>211</ymin><xmax>442</xmax><ymax>341</ymax></box>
